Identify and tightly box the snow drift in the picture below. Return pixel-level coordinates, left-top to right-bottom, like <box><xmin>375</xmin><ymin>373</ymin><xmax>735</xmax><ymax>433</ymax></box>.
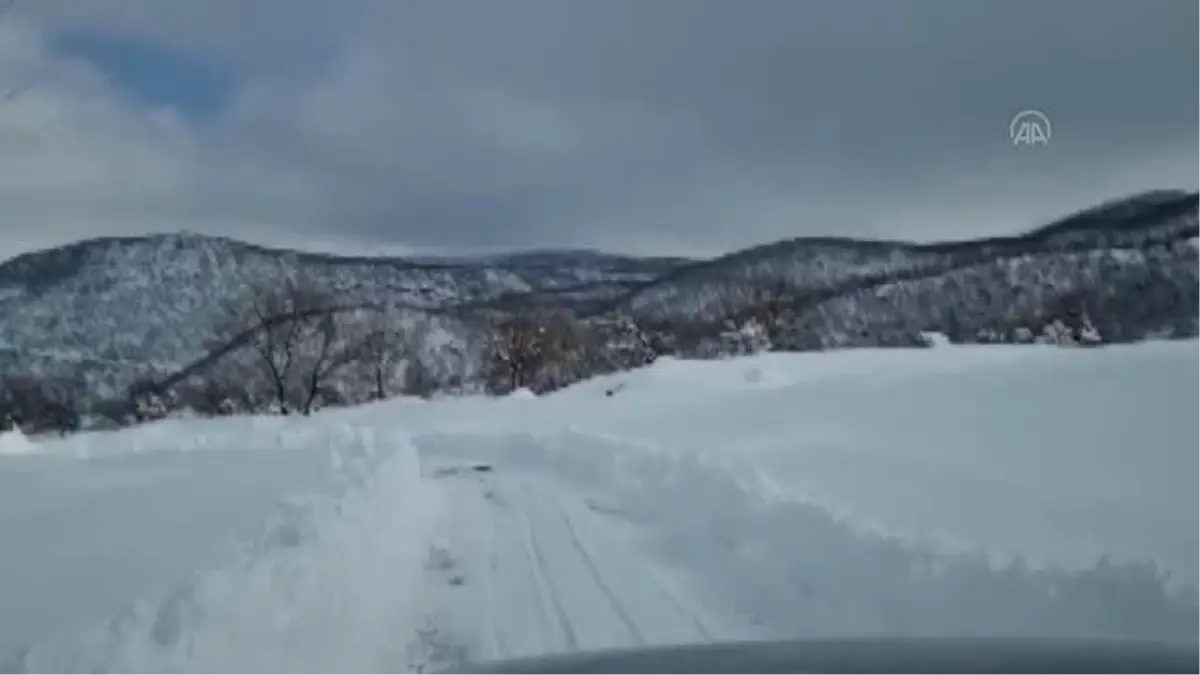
<box><xmin>6</xmin><ymin>421</ymin><xmax>441</xmax><ymax>672</ymax></box>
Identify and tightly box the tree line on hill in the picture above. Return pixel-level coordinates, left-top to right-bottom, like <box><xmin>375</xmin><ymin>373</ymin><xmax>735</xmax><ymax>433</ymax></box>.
<box><xmin>1</xmin><ymin>256</ymin><xmax>1146</xmax><ymax>438</ymax></box>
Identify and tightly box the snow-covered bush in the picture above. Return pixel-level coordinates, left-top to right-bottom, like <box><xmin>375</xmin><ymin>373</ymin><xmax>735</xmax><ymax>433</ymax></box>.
<box><xmin>1036</xmin><ymin>314</ymin><xmax>1104</xmax><ymax>347</ymax></box>
<box><xmin>718</xmin><ymin>318</ymin><xmax>773</xmax><ymax>356</ymax></box>
<box><xmin>917</xmin><ymin>331</ymin><xmax>952</xmax><ymax>348</ymax></box>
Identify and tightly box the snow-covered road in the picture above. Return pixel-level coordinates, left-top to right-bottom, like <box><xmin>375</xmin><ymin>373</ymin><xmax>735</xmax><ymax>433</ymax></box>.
<box><xmin>2</xmin><ymin>341</ymin><xmax>1197</xmax><ymax>672</ymax></box>
<box><xmin>412</xmin><ymin>460</ymin><xmax>730</xmax><ymax>665</ymax></box>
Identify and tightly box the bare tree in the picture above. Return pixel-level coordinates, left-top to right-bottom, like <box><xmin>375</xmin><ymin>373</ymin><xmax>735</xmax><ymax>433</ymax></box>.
<box><xmin>486</xmin><ymin>313</ymin><xmax>540</xmax><ymax>394</ymax></box>
<box><xmin>297</xmin><ymin>310</ymin><xmax>370</xmax><ymax>415</ymax></box>
<box><xmin>226</xmin><ymin>278</ymin><xmax>339</xmax><ymax>415</ymax></box>
<box><xmin>193</xmin><ymin>349</ymin><xmax>266</xmax><ymax>414</ymax></box>
<box><xmin>0</xmin><ymin>373</ymin><xmax>81</xmax><ymax>435</ymax></box>
<box><xmin>485</xmin><ymin>310</ymin><xmax>584</xmax><ymax>394</ymax></box>
<box><xmin>742</xmin><ymin>280</ymin><xmax>795</xmax><ymax>344</ymax></box>
<box><xmin>125</xmin><ymin>377</ymin><xmax>176</xmax><ymax>423</ymax></box>
<box><xmin>299</xmin><ymin>311</ymin><xmax>337</xmax><ymax>414</ymax></box>
<box><xmin>401</xmin><ymin>355</ymin><xmax>440</xmax><ymax>399</ymax></box>
<box><xmin>355</xmin><ymin>311</ymin><xmax>408</xmax><ymax>401</ymax></box>
<box><xmin>578</xmin><ymin>313</ymin><xmax>660</xmax><ymax>373</ymax></box>
<box><xmin>680</xmin><ymin>279</ymin><xmax>797</xmax><ymax>356</ymax></box>
<box><xmin>177</xmin><ymin>376</ymin><xmax>240</xmax><ymax>417</ymax></box>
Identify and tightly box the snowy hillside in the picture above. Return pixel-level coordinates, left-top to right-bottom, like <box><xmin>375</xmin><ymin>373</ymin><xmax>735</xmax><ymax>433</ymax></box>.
<box><xmin>604</xmin><ymin>190</ymin><xmax>1198</xmax><ymax>328</ymax></box>
<box><xmin>0</xmin><ymin>233</ymin><xmax>689</xmax><ymax>377</ymax></box>
<box><xmin>2</xmin><ymin>190</ymin><xmax>1195</xmax><ymax>411</ymax></box>
<box><xmin>2</xmin><ymin>339</ymin><xmax>1196</xmax><ymax>672</ymax></box>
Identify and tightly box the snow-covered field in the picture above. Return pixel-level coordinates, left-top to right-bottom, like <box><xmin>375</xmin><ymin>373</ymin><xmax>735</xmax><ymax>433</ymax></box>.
<box><xmin>1</xmin><ymin>341</ymin><xmax>1196</xmax><ymax>672</ymax></box>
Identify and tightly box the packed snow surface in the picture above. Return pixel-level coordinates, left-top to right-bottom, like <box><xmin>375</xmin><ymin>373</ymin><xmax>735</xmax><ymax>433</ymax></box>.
<box><xmin>1</xmin><ymin>341</ymin><xmax>1196</xmax><ymax>671</ymax></box>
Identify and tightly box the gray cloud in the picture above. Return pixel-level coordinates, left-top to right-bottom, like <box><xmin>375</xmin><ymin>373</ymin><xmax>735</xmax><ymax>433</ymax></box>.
<box><xmin>3</xmin><ymin>0</ymin><xmax>1197</xmax><ymax>258</ymax></box>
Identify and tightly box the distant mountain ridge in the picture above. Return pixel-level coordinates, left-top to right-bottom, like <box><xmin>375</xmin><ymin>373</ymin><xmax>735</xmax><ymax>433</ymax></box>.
<box><xmin>0</xmin><ymin>232</ymin><xmax>687</xmax><ymax>361</ymax></box>
<box><xmin>601</xmin><ymin>189</ymin><xmax>1198</xmax><ymax>321</ymax></box>
<box><xmin>0</xmin><ymin>189</ymin><xmax>1196</xmax><ymax>400</ymax></box>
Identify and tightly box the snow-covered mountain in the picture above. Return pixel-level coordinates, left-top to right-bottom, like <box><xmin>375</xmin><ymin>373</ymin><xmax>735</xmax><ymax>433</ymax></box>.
<box><xmin>0</xmin><ymin>234</ymin><xmax>690</xmax><ymax>387</ymax></box>
<box><xmin>0</xmin><ymin>189</ymin><xmax>1196</xmax><ymax>404</ymax></box>
<box><xmin>602</xmin><ymin>189</ymin><xmax>1198</xmax><ymax>322</ymax></box>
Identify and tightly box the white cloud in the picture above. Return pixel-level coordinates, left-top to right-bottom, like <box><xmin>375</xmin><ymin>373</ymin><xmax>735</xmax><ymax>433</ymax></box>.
<box><xmin>0</xmin><ymin>0</ymin><xmax>1195</xmax><ymax>260</ymax></box>
<box><xmin>0</xmin><ymin>9</ymin><xmax>616</xmax><ymax>257</ymax></box>
<box><xmin>0</xmin><ymin>9</ymin><xmax>334</xmax><ymax>255</ymax></box>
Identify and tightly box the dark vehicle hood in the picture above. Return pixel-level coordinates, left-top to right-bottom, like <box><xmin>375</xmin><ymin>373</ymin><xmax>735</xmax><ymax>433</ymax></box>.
<box><xmin>454</xmin><ymin>637</ymin><xmax>1199</xmax><ymax>674</ymax></box>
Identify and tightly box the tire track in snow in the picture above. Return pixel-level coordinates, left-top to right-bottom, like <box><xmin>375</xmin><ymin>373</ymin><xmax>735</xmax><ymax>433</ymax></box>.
<box><xmin>652</xmin><ymin>580</ymin><xmax>714</xmax><ymax>641</ymax></box>
<box><xmin>424</xmin><ymin>459</ymin><xmax>729</xmax><ymax>658</ymax></box>
<box><xmin>475</xmin><ymin>483</ymin><xmax>508</xmax><ymax>660</ymax></box>
<box><xmin>516</xmin><ymin>491</ymin><xmax>579</xmax><ymax>651</ymax></box>
<box><xmin>550</xmin><ymin>485</ymin><xmax>716</xmax><ymax>643</ymax></box>
<box><xmin>543</xmin><ymin>491</ymin><xmax>647</xmax><ymax>646</ymax></box>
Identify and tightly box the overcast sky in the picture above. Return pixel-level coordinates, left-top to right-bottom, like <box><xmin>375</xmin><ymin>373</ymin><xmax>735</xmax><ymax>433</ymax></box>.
<box><xmin>1</xmin><ymin>0</ymin><xmax>1195</xmax><ymax>259</ymax></box>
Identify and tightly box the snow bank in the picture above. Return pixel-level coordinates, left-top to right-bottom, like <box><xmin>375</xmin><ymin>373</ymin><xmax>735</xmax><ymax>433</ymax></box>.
<box><xmin>416</xmin><ymin>426</ymin><xmax>1198</xmax><ymax>642</ymax></box>
<box><xmin>397</xmin><ymin>340</ymin><xmax>1199</xmax><ymax>587</ymax></box>
<box><xmin>0</xmin><ymin>428</ymin><xmax>38</xmax><ymax>455</ymax></box>
<box><xmin>31</xmin><ymin>413</ymin><xmax>326</xmax><ymax>459</ymax></box>
<box><xmin>400</xmin><ymin>339</ymin><xmax>1198</xmax><ymax>640</ymax></box>
<box><xmin>2</xmin><ymin>421</ymin><xmax>440</xmax><ymax>672</ymax></box>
